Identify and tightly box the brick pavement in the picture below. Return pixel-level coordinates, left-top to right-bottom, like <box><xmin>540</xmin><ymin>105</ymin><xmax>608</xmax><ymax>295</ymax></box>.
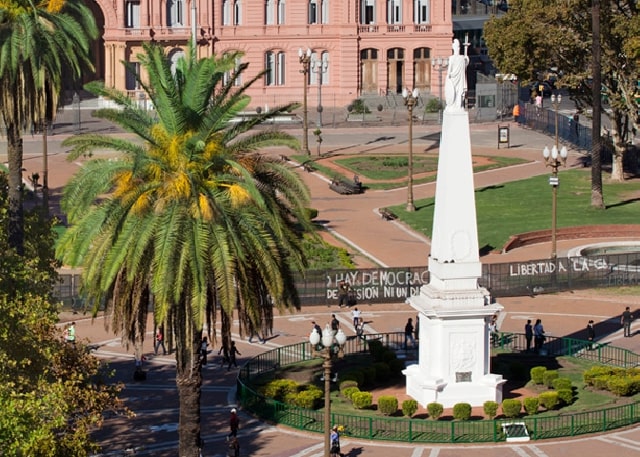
<box><xmin>8</xmin><ymin>104</ymin><xmax>640</xmax><ymax>456</ymax></box>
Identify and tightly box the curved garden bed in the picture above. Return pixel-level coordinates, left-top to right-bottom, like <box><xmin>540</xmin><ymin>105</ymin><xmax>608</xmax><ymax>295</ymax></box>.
<box><xmin>237</xmin><ymin>332</ymin><xmax>640</xmax><ymax>443</ymax></box>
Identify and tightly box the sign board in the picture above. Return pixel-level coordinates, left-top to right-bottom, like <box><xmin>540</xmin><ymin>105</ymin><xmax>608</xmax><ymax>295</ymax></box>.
<box><xmin>549</xmin><ymin>176</ymin><xmax>559</xmax><ymax>186</ymax></box>
<box><xmin>498</xmin><ymin>125</ymin><xmax>510</xmax><ymax>149</ymax></box>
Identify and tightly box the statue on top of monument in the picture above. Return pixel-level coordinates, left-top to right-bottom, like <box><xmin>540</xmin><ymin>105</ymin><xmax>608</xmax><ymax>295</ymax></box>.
<box><xmin>444</xmin><ymin>38</ymin><xmax>469</xmax><ymax>111</ymax></box>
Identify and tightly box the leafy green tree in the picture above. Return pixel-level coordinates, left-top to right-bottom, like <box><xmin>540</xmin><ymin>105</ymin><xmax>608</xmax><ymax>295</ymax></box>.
<box><xmin>0</xmin><ymin>0</ymin><xmax>97</xmax><ymax>254</ymax></box>
<box><xmin>56</xmin><ymin>43</ymin><xmax>312</xmax><ymax>456</ymax></box>
<box><xmin>0</xmin><ymin>173</ymin><xmax>124</xmax><ymax>456</ymax></box>
<box><xmin>484</xmin><ymin>0</ymin><xmax>640</xmax><ymax>196</ymax></box>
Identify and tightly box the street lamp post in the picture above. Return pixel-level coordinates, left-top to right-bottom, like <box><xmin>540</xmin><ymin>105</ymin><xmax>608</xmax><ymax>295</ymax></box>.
<box><xmin>311</xmin><ymin>57</ymin><xmax>329</xmax><ymax>128</ymax></box>
<box><xmin>402</xmin><ymin>88</ymin><xmax>419</xmax><ymax>212</ymax></box>
<box><xmin>543</xmin><ymin>93</ymin><xmax>568</xmax><ymax>260</ymax></box>
<box><xmin>309</xmin><ymin>325</ymin><xmax>347</xmax><ymax>457</ymax></box>
<box><xmin>431</xmin><ymin>57</ymin><xmax>448</xmax><ymax>124</ymax></box>
<box><xmin>298</xmin><ymin>48</ymin><xmax>312</xmax><ymax>155</ymax></box>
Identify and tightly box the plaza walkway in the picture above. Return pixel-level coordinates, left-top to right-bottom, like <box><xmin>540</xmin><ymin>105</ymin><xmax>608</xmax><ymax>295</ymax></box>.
<box><xmin>8</xmin><ymin>104</ymin><xmax>640</xmax><ymax>456</ymax></box>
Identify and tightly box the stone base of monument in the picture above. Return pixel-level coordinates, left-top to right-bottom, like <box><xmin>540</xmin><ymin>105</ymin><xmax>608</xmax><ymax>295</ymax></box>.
<box><xmin>404</xmin><ymin>365</ymin><xmax>504</xmax><ymax>408</ymax></box>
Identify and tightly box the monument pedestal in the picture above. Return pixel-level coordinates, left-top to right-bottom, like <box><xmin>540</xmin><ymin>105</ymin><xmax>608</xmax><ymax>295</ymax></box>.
<box><xmin>404</xmin><ymin>99</ymin><xmax>505</xmax><ymax>408</ymax></box>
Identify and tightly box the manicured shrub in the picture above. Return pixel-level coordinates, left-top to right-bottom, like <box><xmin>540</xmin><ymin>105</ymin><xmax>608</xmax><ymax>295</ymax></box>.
<box><xmin>342</xmin><ymin>370</ymin><xmax>364</xmax><ymax>386</ymax></box>
<box><xmin>377</xmin><ymin>395</ymin><xmax>398</xmax><ymax>416</ymax></box>
<box><xmin>362</xmin><ymin>366</ymin><xmax>377</xmax><ymax>386</ymax></box>
<box><xmin>483</xmin><ymin>401</ymin><xmax>499</xmax><ymax>419</ymax></box>
<box><xmin>296</xmin><ymin>389</ymin><xmax>323</xmax><ymax>409</ymax></box>
<box><xmin>606</xmin><ymin>376</ymin><xmax>640</xmax><ymax>396</ymax></box>
<box><xmin>342</xmin><ymin>386</ymin><xmax>360</xmax><ymax>400</ymax></box>
<box><xmin>538</xmin><ymin>391</ymin><xmax>559</xmax><ymax>410</ymax></box>
<box><xmin>583</xmin><ymin>366</ymin><xmax>624</xmax><ymax>386</ymax></box>
<box><xmin>263</xmin><ymin>379</ymin><xmax>299</xmax><ymax>401</ymax></box>
<box><xmin>543</xmin><ymin>370</ymin><xmax>559</xmax><ymax>388</ymax></box>
<box><xmin>427</xmin><ymin>402</ymin><xmax>443</xmax><ymax>420</ymax></box>
<box><xmin>284</xmin><ymin>392</ymin><xmax>298</xmax><ymax>405</ymax></box>
<box><xmin>453</xmin><ymin>403</ymin><xmax>472</xmax><ymax>421</ymax></box>
<box><xmin>339</xmin><ymin>380</ymin><xmax>358</xmax><ymax>392</ymax></box>
<box><xmin>402</xmin><ymin>399</ymin><xmax>419</xmax><ymax>417</ymax></box>
<box><xmin>373</xmin><ymin>362</ymin><xmax>391</xmax><ymax>381</ymax></box>
<box><xmin>552</xmin><ymin>377</ymin><xmax>573</xmax><ymax>391</ymax></box>
<box><xmin>557</xmin><ymin>389</ymin><xmax>574</xmax><ymax>405</ymax></box>
<box><xmin>501</xmin><ymin>399</ymin><xmax>522</xmax><ymax>418</ymax></box>
<box><xmin>351</xmin><ymin>391</ymin><xmax>373</xmax><ymax>409</ymax></box>
<box><xmin>523</xmin><ymin>397</ymin><xmax>539</xmax><ymax>415</ymax></box>
<box><xmin>530</xmin><ymin>366</ymin><xmax>547</xmax><ymax>385</ymax></box>
<box><xmin>592</xmin><ymin>375</ymin><xmax>611</xmax><ymax>390</ymax></box>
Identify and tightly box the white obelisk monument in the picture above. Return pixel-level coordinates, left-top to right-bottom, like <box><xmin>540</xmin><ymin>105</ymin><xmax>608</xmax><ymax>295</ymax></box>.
<box><xmin>404</xmin><ymin>37</ymin><xmax>505</xmax><ymax>407</ymax></box>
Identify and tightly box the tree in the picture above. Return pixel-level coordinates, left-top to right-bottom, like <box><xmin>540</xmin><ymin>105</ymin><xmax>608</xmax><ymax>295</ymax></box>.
<box><xmin>0</xmin><ymin>173</ymin><xmax>125</xmax><ymax>456</ymax></box>
<box><xmin>0</xmin><ymin>0</ymin><xmax>97</xmax><ymax>254</ymax></box>
<box><xmin>56</xmin><ymin>43</ymin><xmax>313</xmax><ymax>456</ymax></box>
<box><xmin>484</xmin><ymin>0</ymin><xmax>640</xmax><ymax>199</ymax></box>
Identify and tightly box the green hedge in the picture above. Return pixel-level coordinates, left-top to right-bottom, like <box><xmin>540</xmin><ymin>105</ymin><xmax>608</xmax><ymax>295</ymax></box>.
<box><xmin>378</xmin><ymin>395</ymin><xmax>398</xmax><ymax>416</ymax></box>
<box><xmin>530</xmin><ymin>366</ymin><xmax>546</xmax><ymax>385</ymax></box>
<box><xmin>453</xmin><ymin>403</ymin><xmax>472</xmax><ymax>421</ymax></box>
<box><xmin>552</xmin><ymin>377</ymin><xmax>572</xmax><ymax>391</ymax></box>
<box><xmin>402</xmin><ymin>399</ymin><xmax>418</xmax><ymax>417</ymax></box>
<box><xmin>502</xmin><ymin>399</ymin><xmax>522</xmax><ymax>418</ymax></box>
<box><xmin>483</xmin><ymin>401</ymin><xmax>499</xmax><ymax>419</ymax></box>
<box><xmin>427</xmin><ymin>402</ymin><xmax>443</xmax><ymax>420</ymax></box>
<box><xmin>352</xmin><ymin>391</ymin><xmax>373</xmax><ymax>409</ymax></box>
<box><xmin>539</xmin><ymin>391</ymin><xmax>559</xmax><ymax>410</ymax></box>
<box><xmin>543</xmin><ymin>370</ymin><xmax>559</xmax><ymax>388</ymax></box>
<box><xmin>523</xmin><ymin>397</ymin><xmax>539</xmax><ymax>415</ymax></box>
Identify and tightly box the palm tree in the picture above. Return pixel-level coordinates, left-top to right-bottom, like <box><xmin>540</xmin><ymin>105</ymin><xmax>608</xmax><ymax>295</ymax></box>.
<box><xmin>56</xmin><ymin>43</ymin><xmax>312</xmax><ymax>456</ymax></box>
<box><xmin>0</xmin><ymin>0</ymin><xmax>97</xmax><ymax>254</ymax></box>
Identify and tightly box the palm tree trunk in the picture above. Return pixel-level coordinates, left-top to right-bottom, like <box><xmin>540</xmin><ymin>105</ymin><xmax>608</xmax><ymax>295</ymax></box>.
<box><xmin>7</xmin><ymin>121</ymin><xmax>24</xmax><ymax>255</ymax></box>
<box><xmin>175</xmin><ymin>303</ymin><xmax>203</xmax><ymax>457</ymax></box>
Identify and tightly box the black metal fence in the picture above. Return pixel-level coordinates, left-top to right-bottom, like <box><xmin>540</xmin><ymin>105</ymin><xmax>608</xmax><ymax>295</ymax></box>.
<box><xmin>55</xmin><ymin>251</ymin><xmax>640</xmax><ymax>310</ymax></box>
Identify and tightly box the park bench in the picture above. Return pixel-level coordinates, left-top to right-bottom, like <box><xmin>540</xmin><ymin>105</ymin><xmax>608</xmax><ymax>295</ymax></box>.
<box><xmin>329</xmin><ymin>175</ymin><xmax>364</xmax><ymax>195</ymax></box>
<box><xmin>379</xmin><ymin>208</ymin><xmax>397</xmax><ymax>220</ymax></box>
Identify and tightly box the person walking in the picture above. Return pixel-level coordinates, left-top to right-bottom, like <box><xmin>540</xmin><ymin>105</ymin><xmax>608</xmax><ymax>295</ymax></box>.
<box><xmin>218</xmin><ymin>343</ymin><xmax>230</xmax><ymax>368</ymax></box>
<box><xmin>154</xmin><ymin>327</ymin><xmax>167</xmax><ymax>355</ymax></box>
<box><xmin>488</xmin><ymin>314</ymin><xmax>499</xmax><ymax>347</ymax></box>
<box><xmin>351</xmin><ymin>307</ymin><xmax>361</xmax><ymax>330</ymax></box>
<box><xmin>587</xmin><ymin>320</ymin><xmax>596</xmax><ymax>350</ymax></box>
<box><xmin>228</xmin><ymin>408</ymin><xmax>240</xmax><ymax>440</ymax></box>
<box><xmin>227</xmin><ymin>436</ymin><xmax>240</xmax><ymax>457</ymax></box>
<box><xmin>512</xmin><ymin>103</ymin><xmax>520</xmax><ymax>123</ymax></box>
<box><xmin>330</xmin><ymin>314</ymin><xmax>340</xmax><ymax>335</ymax></box>
<box><xmin>533</xmin><ymin>319</ymin><xmax>545</xmax><ymax>353</ymax></box>
<box><xmin>404</xmin><ymin>318</ymin><xmax>416</xmax><ymax>349</ymax></box>
<box><xmin>227</xmin><ymin>341</ymin><xmax>241</xmax><ymax>371</ymax></box>
<box><xmin>200</xmin><ymin>336</ymin><xmax>209</xmax><ymax>366</ymax></box>
<box><xmin>524</xmin><ymin>319</ymin><xmax>533</xmax><ymax>352</ymax></box>
<box><xmin>621</xmin><ymin>307</ymin><xmax>634</xmax><ymax>337</ymax></box>
<box><xmin>329</xmin><ymin>425</ymin><xmax>341</xmax><ymax>457</ymax></box>
<box><xmin>414</xmin><ymin>315</ymin><xmax>420</xmax><ymax>342</ymax></box>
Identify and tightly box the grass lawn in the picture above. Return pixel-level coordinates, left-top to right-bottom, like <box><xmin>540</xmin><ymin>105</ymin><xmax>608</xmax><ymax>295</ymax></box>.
<box><xmin>389</xmin><ymin>169</ymin><xmax>640</xmax><ymax>252</ymax></box>
<box><xmin>292</xmin><ymin>154</ymin><xmax>528</xmax><ymax>191</ymax></box>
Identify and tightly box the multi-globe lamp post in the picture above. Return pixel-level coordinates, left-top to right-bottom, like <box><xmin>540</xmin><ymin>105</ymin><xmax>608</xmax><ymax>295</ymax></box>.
<box><xmin>543</xmin><ymin>93</ymin><xmax>568</xmax><ymax>260</ymax></box>
<box><xmin>298</xmin><ymin>47</ymin><xmax>312</xmax><ymax>155</ymax></box>
<box><xmin>309</xmin><ymin>324</ymin><xmax>347</xmax><ymax>457</ymax></box>
<box><xmin>431</xmin><ymin>57</ymin><xmax>448</xmax><ymax>123</ymax></box>
<box><xmin>402</xmin><ymin>87</ymin><xmax>419</xmax><ymax>212</ymax></box>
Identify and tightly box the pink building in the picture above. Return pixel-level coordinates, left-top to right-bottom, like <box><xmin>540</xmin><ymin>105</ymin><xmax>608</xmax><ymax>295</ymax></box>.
<box><xmin>89</xmin><ymin>0</ymin><xmax>454</xmax><ymax>109</ymax></box>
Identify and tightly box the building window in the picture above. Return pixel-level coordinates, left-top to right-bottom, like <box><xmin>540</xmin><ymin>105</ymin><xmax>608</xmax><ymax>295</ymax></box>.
<box><xmin>125</xmin><ymin>62</ymin><xmax>141</xmax><ymax>91</ymax></box>
<box><xmin>234</xmin><ymin>0</ymin><xmax>242</xmax><ymax>25</ymax></box>
<box><xmin>387</xmin><ymin>0</ymin><xmax>401</xmax><ymax>24</ymax></box>
<box><xmin>277</xmin><ymin>0</ymin><xmax>285</xmax><ymax>24</ymax></box>
<box><xmin>321</xmin><ymin>0</ymin><xmax>329</xmax><ymax>23</ymax></box>
<box><xmin>265</xmin><ymin>0</ymin><xmax>274</xmax><ymax>24</ymax></box>
<box><xmin>223</xmin><ymin>0</ymin><xmax>231</xmax><ymax>25</ymax></box>
<box><xmin>309</xmin><ymin>0</ymin><xmax>318</xmax><ymax>24</ymax></box>
<box><xmin>414</xmin><ymin>0</ymin><xmax>429</xmax><ymax>23</ymax></box>
<box><xmin>167</xmin><ymin>0</ymin><xmax>184</xmax><ymax>26</ymax></box>
<box><xmin>361</xmin><ymin>0</ymin><xmax>375</xmax><ymax>24</ymax></box>
<box><xmin>265</xmin><ymin>51</ymin><xmax>285</xmax><ymax>86</ymax></box>
<box><xmin>125</xmin><ymin>0</ymin><xmax>140</xmax><ymax>28</ymax></box>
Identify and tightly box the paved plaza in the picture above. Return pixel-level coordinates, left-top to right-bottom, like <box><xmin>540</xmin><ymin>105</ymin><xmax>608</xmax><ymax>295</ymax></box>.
<box><xmin>5</xmin><ymin>104</ymin><xmax>640</xmax><ymax>456</ymax></box>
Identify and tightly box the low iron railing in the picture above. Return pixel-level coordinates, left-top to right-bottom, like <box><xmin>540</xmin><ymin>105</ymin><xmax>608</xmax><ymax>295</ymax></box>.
<box><xmin>237</xmin><ymin>332</ymin><xmax>640</xmax><ymax>443</ymax></box>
